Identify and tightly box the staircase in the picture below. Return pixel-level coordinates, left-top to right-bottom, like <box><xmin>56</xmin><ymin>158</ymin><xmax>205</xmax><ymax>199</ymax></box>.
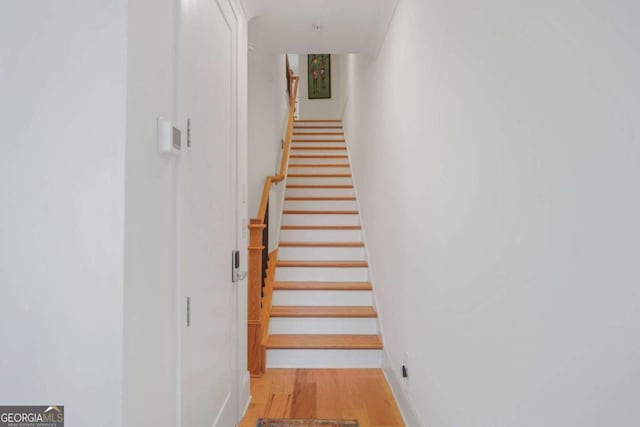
<box><xmin>265</xmin><ymin>119</ymin><xmax>383</xmax><ymax>368</ymax></box>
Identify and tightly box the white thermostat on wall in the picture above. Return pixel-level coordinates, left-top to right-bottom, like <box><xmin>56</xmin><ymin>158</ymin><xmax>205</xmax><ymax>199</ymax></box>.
<box><xmin>157</xmin><ymin>116</ymin><xmax>181</xmax><ymax>154</ymax></box>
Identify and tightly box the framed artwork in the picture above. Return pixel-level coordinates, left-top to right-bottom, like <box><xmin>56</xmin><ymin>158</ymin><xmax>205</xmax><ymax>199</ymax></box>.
<box><xmin>307</xmin><ymin>54</ymin><xmax>331</xmax><ymax>99</ymax></box>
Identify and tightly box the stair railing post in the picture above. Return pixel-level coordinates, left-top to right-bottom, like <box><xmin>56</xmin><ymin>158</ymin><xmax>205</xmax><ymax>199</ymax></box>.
<box><xmin>248</xmin><ymin>218</ymin><xmax>266</xmax><ymax>376</ymax></box>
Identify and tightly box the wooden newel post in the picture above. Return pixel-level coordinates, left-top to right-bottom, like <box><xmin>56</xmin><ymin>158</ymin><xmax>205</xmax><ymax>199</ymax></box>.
<box><xmin>248</xmin><ymin>218</ymin><xmax>266</xmax><ymax>377</ymax></box>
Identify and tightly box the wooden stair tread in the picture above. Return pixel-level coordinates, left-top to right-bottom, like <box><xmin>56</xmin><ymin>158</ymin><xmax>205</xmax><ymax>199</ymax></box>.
<box><xmin>274</xmin><ymin>281</ymin><xmax>372</xmax><ymax>291</ymax></box>
<box><xmin>285</xmin><ymin>196</ymin><xmax>356</xmax><ymax>201</ymax></box>
<box><xmin>295</xmin><ymin>119</ymin><xmax>342</xmax><ymax>122</ymax></box>
<box><xmin>293</xmin><ymin>126</ymin><xmax>344</xmax><ymax>129</ymax></box>
<box><xmin>292</xmin><ymin>139</ymin><xmax>346</xmax><ymax>143</ymax></box>
<box><xmin>292</xmin><ymin>132</ymin><xmax>345</xmax><ymax>136</ymax></box>
<box><xmin>289</xmin><ymin>155</ymin><xmax>348</xmax><ymax>159</ymax></box>
<box><xmin>281</xmin><ymin>225</ymin><xmax>361</xmax><ymax>230</ymax></box>
<box><xmin>288</xmin><ymin>164</ymin><xmax>350</xmax><ymax>168</ymax></box>
<box><xmin>270</xmin><ymin>306</ymin><xmax>377</xmax><ymax>318</ymax></box>
<box><xmin>283</xmin><ymin>210</ymin><xmax>358</xmax><ymax>215</ymax></box>
<box><xmin>291</xmin><ymin>146</ymin><xmax>347</xmax><ymax>150</ymax></box>
<box><xmin>277</xmin><ymin>260</ymin><xmax>368</xmax><ymax>268</ymax></box>
<box><xmin>279</xmin><ymin>241</ymin><xmax>364</xmax><ymax>247</ymax></box>
<box><xmin>287</xmin><ymin>173</ymin><xmax>352</xmax><ymax>178</ymax></box>
<box><xmin>286</xmin><ymin>184</ymin><xmax>353</xmax><ymax>189</ymax></box>
<box><xmin>267</xmin><ymin>334</ymin><xmax>382</xmax><ymax>350</ymax></box>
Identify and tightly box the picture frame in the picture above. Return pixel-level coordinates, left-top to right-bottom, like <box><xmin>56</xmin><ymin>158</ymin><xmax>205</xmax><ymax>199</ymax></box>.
<box><xmin>307</xmin><ymin>54</ymin><xmax>331</xmax><ymax>99</ymax></box>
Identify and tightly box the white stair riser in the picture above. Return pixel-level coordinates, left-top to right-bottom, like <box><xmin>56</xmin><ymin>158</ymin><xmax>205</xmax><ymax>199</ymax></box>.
<box><xmin>284</xmin><ymin>200</ymin><xmax>357</xmax><ymax>211</ymax></box>
<box><xmin>266</xmin><ymin>349</ymin><xmax>382</xmax><ymax>368</ymax></box>
<box><xmin>272</xmin><ymin>289</ymin><xmax>372</xmax><ymax>306</ymax></box>
<box><xmin>287</xmin><ymin>167</ymin><xmax>350</xmax><ymax>175</ymax></box>
<box><xmin>279</xmin><ymin>229</ymin><xmax>362</xmax><ymax>242</ymax></box>
<box><xmin>269</xmin><ymin>317</ymin><xmax>378</xmax><ymax>335</ymax></box>
<box><xmin>286</xmin><ymin>177</ymin><xmax>353</xmax><ymax>186</ymax></box>
<box><xmin>275</xmin><ymin>267</ymin><xmax>368</xmax><ymax>282</ymax></box>
<box><xmin>282</xmin><ymin>214</ymin><xmax>359</xmax><ymax>226</ymax></box>
<box><xmin>278</xmin><ymin>246</ymin><xmax>365</xmax><ymax>261</ymax></box>
<box><xmin>291</xmin><ymin>134</ymin><xmax>345</xmax><ymax>141</ymax></box>
<box><xmin>285</xmin><ymin>188</ymin><xmax>355</xmax><ymax>197</ymax></box>
<box><xmin>290</xmin><ymin>149</ymin><xmax>347</xmax><ymax>156</ymax></box>
<box><xmin>289</xmin><ymin>157</ymin><xmax>348</xmax><ymax>165</ymax></box>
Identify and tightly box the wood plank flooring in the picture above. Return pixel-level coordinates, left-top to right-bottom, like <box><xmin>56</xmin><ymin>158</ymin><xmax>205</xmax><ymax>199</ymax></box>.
<box><xmin>239</xmin><ymin>369</ymin><xmax>404</xmax><ymax>427</ymax></box>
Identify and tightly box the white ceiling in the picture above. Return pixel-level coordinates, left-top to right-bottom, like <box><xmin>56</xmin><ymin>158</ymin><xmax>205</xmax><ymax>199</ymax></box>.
<box><xmin>241</xmin><ymin>0</ymin><xmax>398</xmax><ymax>55</ymax></box>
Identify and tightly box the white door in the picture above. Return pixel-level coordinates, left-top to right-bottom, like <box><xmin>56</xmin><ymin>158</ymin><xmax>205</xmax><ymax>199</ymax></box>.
<box><xmin>178</xmin><ymin>0</ymin><xmax>238</xmax><ymax>425</ymax></box>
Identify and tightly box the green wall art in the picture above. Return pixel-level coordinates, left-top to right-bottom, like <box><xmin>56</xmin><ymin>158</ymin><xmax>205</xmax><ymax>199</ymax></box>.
<box><xmin>308</xmin><ymin>54</ymin><xmax>331</xmax><ymax>99</ymax></box>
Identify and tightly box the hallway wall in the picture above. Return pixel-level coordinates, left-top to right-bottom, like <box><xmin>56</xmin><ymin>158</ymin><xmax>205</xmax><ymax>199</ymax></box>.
<box><xmin>247</xmin><ymin>50</ymin><xmax>289</xmax><ymax>222</ymax></box>
<box><xmin>343</xmin><ymin>0</ymin><xmax>640</xmax><ymax>425</ymax></box>
<box><xmin>0</xmin><ymin>1</ymin><xmax>127</xmax><ymax>425</ymax></box>
<box><xmin>123</xmin><ymin>0</ymin><xmax>179</xmax><ymax>424</ymax></box>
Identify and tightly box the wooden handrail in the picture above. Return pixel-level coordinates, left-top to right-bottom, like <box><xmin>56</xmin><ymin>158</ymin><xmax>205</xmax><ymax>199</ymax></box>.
<box><xmin>247</xmin><ymin>74</ymin><xmax>299</xmax><ymax>377</ymax></box>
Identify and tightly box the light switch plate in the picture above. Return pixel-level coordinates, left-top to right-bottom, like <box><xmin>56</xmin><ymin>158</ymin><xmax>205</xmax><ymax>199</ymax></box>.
<box><xmin>158</xmin><ymin>116</ymin><xmax>181</xmax><ymax>154</ymax></box>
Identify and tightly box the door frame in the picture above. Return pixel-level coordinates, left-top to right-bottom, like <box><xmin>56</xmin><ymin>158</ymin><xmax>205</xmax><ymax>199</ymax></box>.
<box><xmin>216</xmin><ymin>0</ymin><xmax>249</xmax><ymax>422</ymax></box>
<box><xmin>222</xmin><ymin>0</ymin><xmax>252</xmax><ymax>420</ymax></box>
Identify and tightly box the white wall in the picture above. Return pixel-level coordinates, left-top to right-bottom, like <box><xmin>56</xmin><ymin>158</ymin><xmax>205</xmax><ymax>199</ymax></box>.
<box><xmin>288</xmin><ymin>54</ymin><xmax>299</xmax><ymax>75</ymax></box>
<box><xmin>123</xmin><ymin>0</ymin><xmax>179</xmax><ymax>425</ymax></box>
<box><xmin>299</xmin><ymin>54</ymin><xmax>347</xmax><ymax>119</ymax></box>
<box><xmin>343</xmin><ymin>0</ymin><xmax>640</xmax><ymax>426</ymax></box>
<box><xmin>0</xmin><ymin>1</ymin><xmax>127</xmax><ymax>426</ymax></box>
<box><xmin>247</xmin><ymin>48</ymin><xmax>289</xmax><ymax>230</ymax></box>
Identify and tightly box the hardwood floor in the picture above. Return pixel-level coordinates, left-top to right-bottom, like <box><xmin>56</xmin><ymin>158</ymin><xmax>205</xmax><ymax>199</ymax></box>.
<box><xmin>240</xmin><ymin>369</ymin><xmax>405</xmax><ymax>427</ymax></box>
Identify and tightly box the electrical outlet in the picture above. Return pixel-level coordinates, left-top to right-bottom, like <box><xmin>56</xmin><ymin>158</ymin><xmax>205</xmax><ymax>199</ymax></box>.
<box><xmin>401</xmin><ymin>352</ymin><xmax>409</xmax><ymax>393</ymax></box>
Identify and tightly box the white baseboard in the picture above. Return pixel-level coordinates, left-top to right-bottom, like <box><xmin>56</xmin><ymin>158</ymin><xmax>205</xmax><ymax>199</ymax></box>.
<box><xmin>382</xmin><ymin>351</ymin><xmax>424</xmax><ymax>427</ymax></box>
